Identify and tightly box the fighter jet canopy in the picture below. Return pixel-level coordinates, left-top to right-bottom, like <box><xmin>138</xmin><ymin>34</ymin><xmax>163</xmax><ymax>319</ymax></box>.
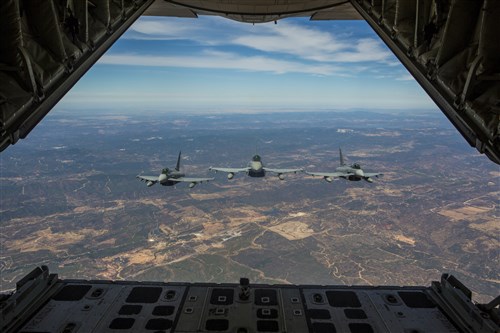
<box><xmin>252</xmin><ymin>155</ymin><xmax>262</xmax><ymax>162</ymax></box>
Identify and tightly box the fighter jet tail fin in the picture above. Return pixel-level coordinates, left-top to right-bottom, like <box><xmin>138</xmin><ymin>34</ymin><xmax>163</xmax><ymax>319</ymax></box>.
<box><xmin>339</xmin><ymin>148</ymin><xmax>345</xmax><ymax>166</ymax></box>
<box><xmin>175</xmin><ymin>151</ymin><xmax>181</xmax><ymax>171</ymax></box>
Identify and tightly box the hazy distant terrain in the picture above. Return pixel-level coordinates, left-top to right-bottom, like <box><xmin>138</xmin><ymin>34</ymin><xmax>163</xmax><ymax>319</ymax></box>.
<box><xmin>1</xmin><ymin>110</ymin><xmax>498</xmax><ymax>302</ymax></box>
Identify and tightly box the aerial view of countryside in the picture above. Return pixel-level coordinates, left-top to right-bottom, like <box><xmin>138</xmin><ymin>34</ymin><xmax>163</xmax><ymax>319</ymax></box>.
<box><xmin>1</xmin><ymin>110</ymin><xmax>498</xmax><ymax>303</ymax></box>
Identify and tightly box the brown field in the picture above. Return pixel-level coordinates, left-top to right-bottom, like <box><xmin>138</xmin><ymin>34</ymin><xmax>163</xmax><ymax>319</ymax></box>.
<box><xmin>5</xmin><ymin>227</ymin><xmax>107</xmax><ymax>253</ymax></box>
<box><xmin>269</xmin><ymin>221</ymin><xmax>315</xmax><ymax>240</ymax></box>
<box><xmin>437</xmin><ymin>206</ymin><xmax>494</xmax><ymax>221</ymax></box>
<box><xmin>393</xmin><ymin>234</ymin><xmax>416</xmax><ymax>246</ymax></box>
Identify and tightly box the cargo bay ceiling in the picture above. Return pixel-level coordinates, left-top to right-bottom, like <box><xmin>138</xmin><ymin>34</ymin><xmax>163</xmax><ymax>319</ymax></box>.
<box><xmin>0</xmin><ymin>0</ymin><xmax>498</xmax><ymax>164</ymax></box>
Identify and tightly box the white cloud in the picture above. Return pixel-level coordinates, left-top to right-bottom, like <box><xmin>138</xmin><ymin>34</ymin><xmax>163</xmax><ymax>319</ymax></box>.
<box><xmin>99</xmin><ymin>50</ymin><xmax>343</xmax><ymax>75</ymax></box>
<box><xmin>396</xmin><ymin>74</ymin><xmax>415</xmax><ymax>81</ymax></box>
<box><xmin>332</xmin><ymin>38</ymin><xmax>392</xmax><ymax>62</ymax></box>
<box><xmin>124</xmin><ymin>16</ymin><xmax>242</xmax><ymax>43</ymax></box>
<box><xmin>129</xmin><ymin>20</ymin><xmax>195</xmax><ymax>37</ymax></box>
<box><xmin>124</xmin><ymin>17</ymin><xmax>394</xmax><ymax>65</ymax></box>
<box><xmin>61</xmin><ymin>17</ymin><xmax>433</xmax><ymax>110</ymax></box>
<box><xmin>232</xmin><ymin>21</ymin><xmax>349</xmax><ymax>61</ymax></box>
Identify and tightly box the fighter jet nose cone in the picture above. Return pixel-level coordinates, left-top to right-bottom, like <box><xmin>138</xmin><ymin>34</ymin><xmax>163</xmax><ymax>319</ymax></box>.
<box><xmin>356</xmin><ymin>170</ymin><xmax>364</xmax><ymax>177</ymax></box>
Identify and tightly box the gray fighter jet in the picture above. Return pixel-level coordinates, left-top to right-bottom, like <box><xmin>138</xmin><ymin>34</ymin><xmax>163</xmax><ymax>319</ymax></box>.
<box><xmin>209</xmin><ymin>154</ymin><xmax>303</xmax><ymax>180</ymax></box>
<box><xmin>306</xmin><ymin>148</ymin><xmax>383</xmax><ymax>183</ymax></box>
<box><xmin>137</xmin><ymin>152</ymin><xmax>214</xmax><ymax>188</ymax></box>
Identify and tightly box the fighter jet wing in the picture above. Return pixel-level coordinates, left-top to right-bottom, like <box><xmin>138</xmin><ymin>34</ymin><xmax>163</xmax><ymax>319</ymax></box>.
<box><xmin>364</xmin><ymin>172</ymin><xmax>383</xmax><ymax>178</ymax></box>
<box><xmin>208</xmin><ymin>167</ymin><xmax>251</xmax><ymax>173</ymax></box>
<box><xmin>263</xmin><ymin>167</ymin><xmax>303</xmax><ymax>174</ymax></box>
<box><xmin>170</xmin><ymin>177</ymin><xmax>215</xmax><ymax>183</ymax></box>
<box><xmin>136</xmin><ymin>175</ymin><xmax>158</xmax><ymax>183</ymax></box>
<box><xmin>305</xmin><ymin>171</ymin><xmax>344</xmax><ymax>177</ymax></box>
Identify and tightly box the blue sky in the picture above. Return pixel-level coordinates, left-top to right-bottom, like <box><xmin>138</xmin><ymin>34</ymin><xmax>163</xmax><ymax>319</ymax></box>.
<box><xmin>57</xmin><ymin>16</ymin><xmax>436</xmax><ymax>112</ymax></box>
